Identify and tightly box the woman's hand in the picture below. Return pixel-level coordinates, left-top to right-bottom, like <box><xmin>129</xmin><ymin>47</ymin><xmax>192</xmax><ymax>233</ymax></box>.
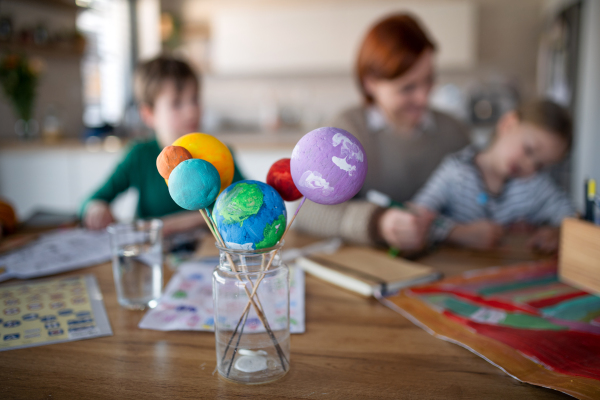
<box><xmin>83</xmin><ymin>200</ymin><xmax>114</xmax><ymax>230</ymax></box>
<box><xmin>377</xmin><ymin>207</ymin><xmax>432</xmax><ymax>251</ymax></box>
<box><xmin>447</xmin><ymin>220</ymin><xmax>504</xmax><ymax>250</ymax></box>
<box><xmin>528</xmin><ymin>226</ymin><xmax>560</xmax><ymax>254</ymax></box>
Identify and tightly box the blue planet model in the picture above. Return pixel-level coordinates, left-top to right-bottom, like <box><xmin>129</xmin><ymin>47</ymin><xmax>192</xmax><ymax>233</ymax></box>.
<box><xmin>212</xmin><ymin>180</ymin><xmax>287</xmax><ymax>250</ymax></box>
<box><xmin>168</xmin><ymin>158</ymin><xmax>221</xmax><ymax>210</ymax></box>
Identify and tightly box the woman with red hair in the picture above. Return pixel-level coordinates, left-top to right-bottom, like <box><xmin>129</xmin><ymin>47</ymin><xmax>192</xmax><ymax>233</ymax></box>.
<box><xmin>295</xmin><ymin>14</ymin><xmax>470</xmax><ymax>251</ymax></box>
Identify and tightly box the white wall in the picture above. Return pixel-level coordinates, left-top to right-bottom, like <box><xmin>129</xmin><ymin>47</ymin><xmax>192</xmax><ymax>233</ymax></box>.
<box><xmin>571</xmin><ymin>0</ymin><xmax>600</xmax><ymax>211</ymax></box>
<box><xmin>137</xmin><ymin>0</ymin><xmax>162</xmax><ymax>61</ymax></box>
<box><xmin>211</xmin><ymin>2</ymin><xmax>476</xmax><ymax>75</ymax></box>
<box><xmin>170</xmin><ymin>0</ymin><xmax>548</xmax><ymax>131</ymax></box>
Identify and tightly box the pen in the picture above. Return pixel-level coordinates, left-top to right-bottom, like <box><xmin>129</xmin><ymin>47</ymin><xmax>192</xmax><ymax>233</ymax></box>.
<box><xmin>366</xmin><ymin>190</ymin><xmax>404</xmax><ymax>257</ymax></box>
<box><xmin>585</xmin><ymin>179</ymin><xmax>596</xmax><ymax>222</ymax></box>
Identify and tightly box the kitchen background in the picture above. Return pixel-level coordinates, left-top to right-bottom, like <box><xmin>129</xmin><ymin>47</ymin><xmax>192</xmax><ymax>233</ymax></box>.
<box><xmin>0</xmin><ymin>0</ymin><xmax>598</xmax><ymax>223</ymax></box>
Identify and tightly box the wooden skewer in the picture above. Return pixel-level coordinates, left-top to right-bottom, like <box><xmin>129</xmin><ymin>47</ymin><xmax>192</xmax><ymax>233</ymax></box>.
<box><xmin>204</xmin><ymin>209</ymin><xmax>267</xmax><ymax>312</ymax></box>
<box><xmin>281</xmin><ymin>197</ymin><xmax>306</xmax><ymax>241</ymax></box>
<box><xmin>223</xmin><ymin>197</ymin><xmax>308</xmax><ymax>365</ymax></box>
<box><xmin>220</xmin><ymin>246</ymin><xmax>287</xmax><ymax>375</ymax></box>
<box><xmin>241</xmin><ymin>197</ymin><xmax>307</xmax><ymax>300</ymax></box>
<box><xmin>226</xmin><ymin>304</ymin><xmax>251</xmax><ymax>377</ymax></box>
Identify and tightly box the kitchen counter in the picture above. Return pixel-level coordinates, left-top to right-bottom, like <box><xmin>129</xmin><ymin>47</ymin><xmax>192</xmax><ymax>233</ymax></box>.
<box><xmin>0</xmin><ymin>131</ymin><xmax>304</xmax><ymax>152</ymax></box>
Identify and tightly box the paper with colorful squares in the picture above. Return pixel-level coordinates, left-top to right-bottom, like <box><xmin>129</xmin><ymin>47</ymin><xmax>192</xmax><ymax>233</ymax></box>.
<box><xmin>0</xmin><ymin>275</ymin><xmax>112</xmax><ymax>351</ymax></box>
<box><xmin>404</xmin><ymin>260</ymin><xmax>600</xmax><ymax>382</ymax></box>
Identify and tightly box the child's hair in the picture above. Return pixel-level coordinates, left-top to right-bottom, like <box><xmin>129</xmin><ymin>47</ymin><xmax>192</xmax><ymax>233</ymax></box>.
<box><xmin>134</xmin><ymin>55</ymin><xmax>199</xmax><ymax>108</ymax></box>
<box><xmin>515</xmin><ymin>99</ymin><xmax>573</xmax><ymax>150</ymax></box>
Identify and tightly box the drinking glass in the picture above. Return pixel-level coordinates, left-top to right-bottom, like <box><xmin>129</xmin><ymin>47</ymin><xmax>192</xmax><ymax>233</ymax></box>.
<box><xmin>107</xmin><ymin>220</ymin><xmax>163</xmax><ymax>310</ymax></box>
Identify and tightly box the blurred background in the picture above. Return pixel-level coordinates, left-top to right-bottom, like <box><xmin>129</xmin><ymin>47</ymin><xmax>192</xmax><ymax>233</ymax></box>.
<box><xmin>0</xmin><ymin>0</ymin><xmax>598</xmax><ymax>223</ymax></box>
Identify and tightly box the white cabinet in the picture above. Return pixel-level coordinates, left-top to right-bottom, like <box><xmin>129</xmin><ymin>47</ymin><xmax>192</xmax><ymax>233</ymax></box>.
<box><xmin>0</xmin><ymin>145</ymin><xmax>136</xmax><ymax>221</ymax></box>
<box><xmin>212</xmin><ymin>1</ymin><xmax>477</xmax><ymax>75</ymax></box>
<box><xmin>0</xmin><ymin>149</ymin><xmax>74</xmax><ymax>217</ymax></box>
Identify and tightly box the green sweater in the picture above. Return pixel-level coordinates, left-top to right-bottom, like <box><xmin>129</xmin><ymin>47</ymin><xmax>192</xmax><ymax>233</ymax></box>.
<box><xmin>82</xmin><ymin>138</ymin><xmax>244</xmax><ymax>219</ymax></box>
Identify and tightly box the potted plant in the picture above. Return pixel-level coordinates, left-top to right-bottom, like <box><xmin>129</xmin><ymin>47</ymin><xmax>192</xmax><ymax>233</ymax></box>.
<box><xmin>0</xmin><ymin>52</ymin><xmax>42</xmax><ymax>139</ymax></box>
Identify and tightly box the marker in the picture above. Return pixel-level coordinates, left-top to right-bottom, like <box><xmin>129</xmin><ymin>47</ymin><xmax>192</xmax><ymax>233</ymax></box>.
<box><xmin>585</xmin><ymin>179</ymin><xmax>596</xmax><ymax>222</ymax></box>
<box><xmin>366</xmin><ymin>190</ymin><xmax>405</xmax><ymax>258</ymax></box>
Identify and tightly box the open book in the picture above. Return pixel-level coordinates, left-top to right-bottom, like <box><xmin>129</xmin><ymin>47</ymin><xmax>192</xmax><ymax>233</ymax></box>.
<box><xmin>296</xmin><ymin>246</ymin><xmax>441</xmax><ymax>297</ymax></box>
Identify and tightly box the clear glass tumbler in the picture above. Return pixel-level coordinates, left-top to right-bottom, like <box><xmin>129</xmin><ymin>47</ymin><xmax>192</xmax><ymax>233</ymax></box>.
<box><xmin>213</xmin><ymin>242</ymin><xmax>290</xmax><ymax>384</ymax></box>
<box><xmin>107</xmin><ymin>220</ymin><xmax>163</xmax><ymax>310</ymax></box>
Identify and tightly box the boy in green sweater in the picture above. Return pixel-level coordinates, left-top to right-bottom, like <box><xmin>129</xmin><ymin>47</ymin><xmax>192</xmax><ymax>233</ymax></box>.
<box><xmin>81</xmin><ymin>56</ymin><xmax>242</xmax><ymax>234</ymax></box>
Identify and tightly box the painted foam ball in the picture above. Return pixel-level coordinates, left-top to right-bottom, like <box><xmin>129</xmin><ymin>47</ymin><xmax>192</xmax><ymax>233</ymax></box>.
<box><xmin>172</xmin><ymin>133</ymin><xmax>234</xmax><ymax>192</ymax></box>
<box><xmin>266</xmin><ymin>158</ymin><xmax>302</xmax><ymax>202</ymax></box>
<box><xmin>168</xmin><ymin>159</ymin><xmax>221</xmax><ymax>210</ymax></box>
<box><xmin>156</xmin><ymin>145</ymin><xmax>193</xmax><ymax>180</ymax></box>
<box><xmin>212</xmin><ymin>180</ymin><xmax>287</xmax><ymax>250</ymax></box>
<box><xmin>290</xmin><ymin>127</ymin><xmax>367</xmax><ymax>205</ymax></box>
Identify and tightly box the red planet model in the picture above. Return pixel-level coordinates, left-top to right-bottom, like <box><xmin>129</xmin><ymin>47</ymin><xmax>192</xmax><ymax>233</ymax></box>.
<box><xmin>266</xmin><ymin>158</ymin><xmax>303</xmax><ymax>201</ymax></box>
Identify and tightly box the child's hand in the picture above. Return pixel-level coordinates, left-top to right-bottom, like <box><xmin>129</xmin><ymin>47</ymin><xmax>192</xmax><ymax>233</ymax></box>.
<box><xmin>448</xmin><ymin>220</ymin><xmax>504</xmax><ymax>250</ymax></box>
<box><xmin>507</xmin><ymin>220</ymin><xmax>537</xmax><ymax>234</ymax></box>
<box><xmin>378</xmin><ymin>207</ymin><xmax>432</xmax><ymax>251</ymax></box>
<box><xmin>528</xmin><ymin>226</ymin><xmax>560</xmax><ymax>254</ymax></box>
<box><xmin>84</xmin><ymin>200</ymin><xmax>114</xmax><ymax>230</ymax></box>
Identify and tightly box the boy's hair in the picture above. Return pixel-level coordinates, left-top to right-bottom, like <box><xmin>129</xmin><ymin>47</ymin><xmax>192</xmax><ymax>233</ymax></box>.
<box><xmin>134</xmin><ymin>55</ymin><xmax>199</xmax><ymax>108</ymax></box>
<box><xmin>516</xmin><ymin>99</ymin><xmax>573</xmax><ymax>149</ymax></box>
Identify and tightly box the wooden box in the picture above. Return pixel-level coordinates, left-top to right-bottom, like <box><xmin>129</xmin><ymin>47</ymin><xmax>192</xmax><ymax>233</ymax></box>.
<box><xmin>559</xmin><ymin>218</ymin><xmax>600</xmax><ymax>294</ymax></box>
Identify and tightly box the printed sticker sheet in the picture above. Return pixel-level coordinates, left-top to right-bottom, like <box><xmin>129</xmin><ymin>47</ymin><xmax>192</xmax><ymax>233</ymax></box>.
<box><xmin>0</xmin><ymin>274</ymin><xmax>112</xmax><ymax>351</ymax></box>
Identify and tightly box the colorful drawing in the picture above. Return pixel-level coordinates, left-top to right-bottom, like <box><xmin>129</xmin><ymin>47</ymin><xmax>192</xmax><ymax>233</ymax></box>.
<box><xmin>386</xmin><ymin>260</ymin><xmax>600</xmax><ymax>398</ymax></box>
<box><xmin>212</xmin><ymin>181</ymin><xmax>287</xmax><ymax>250</ymax></box>
<box><xmin>139</xmin><ymin>261</ymin><xmax>305</xmax><ymax>334</ymax></box>
<box><xmin>290</xmin><ymin>127</ymin><xmax>367</xmax><ymax>205</ymax></box>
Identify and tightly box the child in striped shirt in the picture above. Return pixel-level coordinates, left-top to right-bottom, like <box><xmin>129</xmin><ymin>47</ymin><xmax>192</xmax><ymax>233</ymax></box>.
<box><xmin>411</xmin><ymin>99</ymin><xmax>575</xmax><ymax>252</ymax></box>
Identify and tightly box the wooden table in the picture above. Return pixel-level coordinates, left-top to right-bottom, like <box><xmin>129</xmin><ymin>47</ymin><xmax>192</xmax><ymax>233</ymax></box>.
<box><xmin>0</xmin><ymin>233</ymin><xmax>569</xmax><ymax>399</ymax></box>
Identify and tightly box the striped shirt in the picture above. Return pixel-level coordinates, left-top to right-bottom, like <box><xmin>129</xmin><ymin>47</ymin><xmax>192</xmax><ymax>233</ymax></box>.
<box><xmin>413</xmin><ymin>145</ymin><xmax>576</xmax><ymax>242</ymax></box>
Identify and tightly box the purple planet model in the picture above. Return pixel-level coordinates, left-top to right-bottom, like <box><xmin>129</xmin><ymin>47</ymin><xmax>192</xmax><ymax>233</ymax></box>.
<box><xmin>290</xmin><ymin>127</ymin><xmax>367</xmax><ymax>205</ymax></box>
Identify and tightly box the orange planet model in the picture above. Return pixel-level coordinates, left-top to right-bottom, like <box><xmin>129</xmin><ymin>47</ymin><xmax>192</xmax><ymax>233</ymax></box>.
<box><xmin>172</xmin><ymin>133</ymin><xmax>234</xmax><ymax>193</ymax></box>
<box><xmin>156</xmin><ymin>145</ymin><xmax>193</xmax><ymax>180</ymax></box>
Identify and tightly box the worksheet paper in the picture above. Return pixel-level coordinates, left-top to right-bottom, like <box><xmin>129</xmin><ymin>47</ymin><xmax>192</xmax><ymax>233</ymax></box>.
<box><xmin>139</xmin><ymin>259</ymin><xmax>306</xmax><ymax>334</ymax></box>
<box><xmin>0</xmin><ymin>229</ymin><xmax>112</xmax><ymax>282</ymax></box>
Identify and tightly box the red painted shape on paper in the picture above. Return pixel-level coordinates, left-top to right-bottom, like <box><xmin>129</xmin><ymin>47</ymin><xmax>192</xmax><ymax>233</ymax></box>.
<box><xmin>527</xmin><ymin>290</ymin><xmax>589</xmax><ymax>309</ymax></box>
<box><xmin>410</xmin><ymin>287</ymin><xmax>540</xmax><ymax>315</ymax></box>
<box><xmin>443</xmin><ymin>311</ymin><xmax>600</xmax><ymax>381</ymax></box>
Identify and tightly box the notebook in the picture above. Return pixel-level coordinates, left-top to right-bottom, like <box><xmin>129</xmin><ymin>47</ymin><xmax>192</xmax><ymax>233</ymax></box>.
<box><xmin>296</xmin><ymin>246</ymin><xmax>441</xmax><ymax>297</ymax></box>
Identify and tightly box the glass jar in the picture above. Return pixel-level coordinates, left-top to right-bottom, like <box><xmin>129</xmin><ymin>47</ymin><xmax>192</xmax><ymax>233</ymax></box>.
<box><xmin>212</xmin><ymin>242</ymin><xmax>290</xmax><ymax>384</ymax></box>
